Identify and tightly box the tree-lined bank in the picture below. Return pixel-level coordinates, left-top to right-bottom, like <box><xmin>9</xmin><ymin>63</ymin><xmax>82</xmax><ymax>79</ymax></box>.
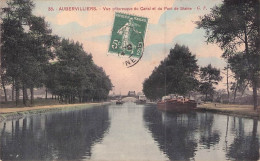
<box><xmin>143</xmin><ymin>0</ymin><xmax>260</xmax><ymax>110</ymax></box>
<box><xmin>0</xmin><ymin>0</ymin><xmax>112</xmax><ymax>106</ymax></box>
<box><xmin>143</xmin><ymin>44</ymin><xmax>222</xmax><ymax>102</ymax></box>
<box><xmin>196</xmin><ymin>0</ymin><xmax>260</xmax><ymax>110</ymax></box>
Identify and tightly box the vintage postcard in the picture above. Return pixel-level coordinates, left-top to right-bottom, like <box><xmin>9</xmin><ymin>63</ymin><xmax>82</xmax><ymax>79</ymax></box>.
<box><xmin>0</xmin><ymin>0</ymin><xmax>259</xmax><ymax>160</ymax></box>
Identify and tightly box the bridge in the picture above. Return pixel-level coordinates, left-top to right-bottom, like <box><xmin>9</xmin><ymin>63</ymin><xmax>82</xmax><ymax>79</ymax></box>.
<box><xmin>109</xmin><ymin>91</ymin><xmax>142</xmax><ymax>102</ymax></box>
<box><xmin>109</xmin><ymin>95</ymin><xmax>138</xmax><ymax>102</ymax></box>
<box><xmin>121</xmin><ymin>96</ymin><xmax>137</xmax><ymax>102</ymax></box>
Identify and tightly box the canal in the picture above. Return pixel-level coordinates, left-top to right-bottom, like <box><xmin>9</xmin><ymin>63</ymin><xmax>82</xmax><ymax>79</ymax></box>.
<box><xmin>0</xmin><ymin>102</ymin><xmax>259</xmax><ymax>160</ymax></box>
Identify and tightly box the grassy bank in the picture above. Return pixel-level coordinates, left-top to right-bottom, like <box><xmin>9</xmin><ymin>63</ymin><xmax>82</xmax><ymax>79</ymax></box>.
<box><xmin>197</xmin><ymin>103</ymin><xmax>260</xmax><ymax>119</ymax></box>
<box><xmin>0</xmin><ymin>98</ymin><xmax>63</xmax><ymax>108</ymax></box>
<box><xmin>0</xmin><ymin>100</ymin><xmax>111</xmax><ymax>122</ymax></box>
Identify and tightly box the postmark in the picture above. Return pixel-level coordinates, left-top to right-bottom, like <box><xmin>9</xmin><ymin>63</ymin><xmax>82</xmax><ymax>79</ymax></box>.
<box><xmin>108</xmin><ymin>12</ymin><xmax>148</xmax><ymax>68</ymax></box>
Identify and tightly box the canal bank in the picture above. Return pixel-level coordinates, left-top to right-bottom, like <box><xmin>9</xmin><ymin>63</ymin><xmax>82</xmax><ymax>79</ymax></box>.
<box><xmin>0</xmin><ymin>102</ymin><xmax>111</xmax><ymax>122</ymax></box>
<box><xmin>1</xmin><ymin>102</ymin><xmax>259</xmax><ymax>160</ymax></box>
<box><xmin>197</xmin><ymin>103</ymin><xmax>260</xmax><ymax>120</ymax></box>
<box><xmin>147</xmin><ymin>102</ymin><xmax>260</xmax><ymax>119</ymax></box>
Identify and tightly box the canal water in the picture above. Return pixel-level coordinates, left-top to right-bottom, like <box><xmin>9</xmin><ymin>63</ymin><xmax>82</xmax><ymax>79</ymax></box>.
<box><xmin>0</xmin><ymin>102</ymin><xmax>259</xmax><ymax>160</ymax></box>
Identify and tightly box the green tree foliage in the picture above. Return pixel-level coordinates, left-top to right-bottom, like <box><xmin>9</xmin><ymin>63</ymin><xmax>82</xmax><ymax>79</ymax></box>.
<box><xmin>143</xmin><ymin>66</ymin><xmax>165</xmax><ymax>101</ymax></box>
<box><xmin>1</xmin><ymin>0</ymin><xmax>35</xmax><ymax>105</ymax></box>
<box><xmin>1</xmin><ymin>0</ymin><xmax>58</xmax><ymax>105</ymax></box>
<box><xmin>199</xmin><ymin>64</ymin><xmax>222</xmax><ymax>101</ymax></box>
<box><xmin>228</xmin><ymin>52</ymin><xmax>251</xmax><ymax>102</ymax></box>
<box><xmin>143</xmin><ymin>44</ymin><xmax>199</xmax><ymax>100</ymax></box>
<box><xmin>196</xmin><ymin>0</ymin><xmax>260</xmax><ymax>109</ymax></box>
<box><xmin>1</xmin><ymin>0</ymin><xmax>112</xmax><ymax>105</ymax></box>
<box><xmin>45</xmin><ymin>39</ymin><xmax>112</xmax><ymax>103</ymax></box>
<box><xmin>23</xmin><ymin>17</ymin><xmax>58</xmax><ymax>105</ymax></box>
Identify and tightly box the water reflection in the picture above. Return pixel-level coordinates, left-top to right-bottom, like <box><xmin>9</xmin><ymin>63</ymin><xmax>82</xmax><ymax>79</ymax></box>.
<box><xmin>0</xmin><ymin>104</ymin><xmax>259</xmax><ymax>160</ymax></box>
<box><xmin>143</xmin><ymin>105</ymin><xmax>198</xmax><ymax>160</ymax></box>
<box><xmin>143</xmin><ymin>105</ymin><xmax>260</xmax><ymax>161</ymax></box>
<box><xmin>198</xmin><ymin>113</ymin><xmax>220</xmax><ymax>149</ymax></box>
<box><xmin>90</xmin><ymin>103</ymin><xmax>168</xmax><ymax>160</ymax></box>
<box><xmin>226</xmin><ymin>118</ymin><xmax>259</xmax><ymax>160</ymax></box>
<box><xmin>0</xmin><ymin>105</ymin><xmax>110</xmax><ymax>160</ymax></box>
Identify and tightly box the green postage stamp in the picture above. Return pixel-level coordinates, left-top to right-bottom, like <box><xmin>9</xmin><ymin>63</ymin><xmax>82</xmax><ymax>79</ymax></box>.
<box><xmin>108</xmin><ymin>12</ymin><xmax>148</xmax><ymax>67</ymax></box>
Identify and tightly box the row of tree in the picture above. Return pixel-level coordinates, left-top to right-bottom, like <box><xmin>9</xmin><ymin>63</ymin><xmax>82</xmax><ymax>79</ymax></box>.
<box><xmin>196</xmin><ymin>0</ymin><xmax>260</xmax><ymax>110</ymax></box>
<box><xmin>0</xmin><ymin>0</ymin><xmax>112</xmax><ymax>105</ymax></box>
<box><xmin>143</xmin><ymin>44</ymin><xmax>222</xmax><ymax>101</ymax></box>
<box><xmin>45</xmin><ymin>39</ymin><xmax>112</xmax><ymax>103</ymax></box>
<box><xmin>143</xmin><ymin>0</ymin><xmax>260</xmax><ymax>110</ymax></box>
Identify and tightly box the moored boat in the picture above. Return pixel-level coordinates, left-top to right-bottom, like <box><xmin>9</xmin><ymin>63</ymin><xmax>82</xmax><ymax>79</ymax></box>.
<box><xmin>157</xmin><ymin>95</ymin><xmax>196</xmax><ymax>112</ymax></box>
<box><xmin>135</xmin><ymin>95</ymin><xmax>147</xmax><ymax>104</ymax></box>
<box><xmin>116</xmin><ymin>99</ymin><xmax>124</xmax><ymax>105</ymax></box>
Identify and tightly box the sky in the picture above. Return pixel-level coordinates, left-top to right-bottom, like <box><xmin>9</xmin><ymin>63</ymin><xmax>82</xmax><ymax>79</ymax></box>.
<box><xmin>2</xmin><ymin>0</ymin><xmax>229</xmax><ymax>95</ymax></box>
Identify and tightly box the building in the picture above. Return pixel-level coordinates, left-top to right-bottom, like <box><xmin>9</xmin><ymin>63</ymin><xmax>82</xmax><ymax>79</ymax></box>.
<box><xmin>128</xmin><ymin>91</ymin><xmax>136</xmax><ymax>97</ymax></box>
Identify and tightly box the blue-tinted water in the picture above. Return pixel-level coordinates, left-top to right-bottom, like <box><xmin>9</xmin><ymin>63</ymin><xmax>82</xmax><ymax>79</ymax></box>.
<box><xmin>0</xmin><ymin>102</ymin><xmax>259</xmax><ymax>160</ymax></box>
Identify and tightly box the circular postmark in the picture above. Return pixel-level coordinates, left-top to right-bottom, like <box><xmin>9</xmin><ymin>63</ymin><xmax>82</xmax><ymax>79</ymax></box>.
<box><xmin>121</xmin><ymin>33</ymin><xmax>144</xmax><ymax>68</ymax></box>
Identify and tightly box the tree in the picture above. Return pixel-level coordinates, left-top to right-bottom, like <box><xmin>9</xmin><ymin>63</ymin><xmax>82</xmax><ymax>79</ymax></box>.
<box><xmin>143</xmin><ymin>44</ymin><xmax>199</xmax><ymax>100</ymax></box>
<box><xmin>0</xmin><ymin>72</ymin><xmax>10</xmax><ymax>102</ymax></box>
<box><xmin>1</xmin><ymin>0</ymin><xmax>112</xmax><ymax>105</ymax></box>
<box><xmin>1</xmin><ymin>0</ymin><xmax>57</xmax><ymax>105</ymax></box>
<box><xmin>196</xmin><ymin>0</ymin><xmax>260</xmax><ymax>109</ymax></box>
<box><xmin>228</xmin><ymin>52</ymin><xmax>251</xmax><ymax>102</ymax></box>
<box><xmin>45</xmin><ymin>39</ymin><xmax>112</xmax><ymax>103</ymax></box>
<box><xmin>165</xmin><ymin>44</ymin><xmax>199</xmax><ymax>95</ymax></box>
<box><xmin>223</xmin><ymin>65</ymin><xmax>231</xmax><ymax>103</ymax></box>
<box><xmin>24</xmin><ymin>16</ymin><xmax>58</xmax><ymax>104</ymax></box>
<box><xmin>199</xmin><ymin>64</ymin><xmax>222</xmax><ymax>101</ymax></box>
<box><xmin>222</xmin><ymin>50</ymin><xmax>233</xmax><ymax>103</ymax></box>
<box><xmin>1</xmin><ymin>0</ymin><xmax>34</xmax><ymax>105</ymax></box>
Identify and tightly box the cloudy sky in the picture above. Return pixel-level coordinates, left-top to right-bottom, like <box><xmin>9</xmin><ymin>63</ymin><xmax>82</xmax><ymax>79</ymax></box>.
<box><xmin>3</xmin><ymin>0</ymin><xmax>227</xmax><ymax>95</ymax></box>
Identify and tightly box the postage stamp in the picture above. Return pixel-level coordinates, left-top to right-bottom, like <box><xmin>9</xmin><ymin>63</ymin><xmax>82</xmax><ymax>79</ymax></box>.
<box><xmin>108</xmin><ymin>12</ymin><xmax>148</xmax><ymax>67</ymax></box>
